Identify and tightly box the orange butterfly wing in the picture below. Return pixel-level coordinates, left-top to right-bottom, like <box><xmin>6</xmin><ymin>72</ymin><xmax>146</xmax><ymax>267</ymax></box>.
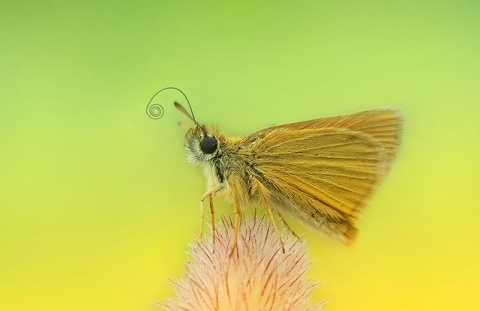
<box><xmin>240</xmin><ymin>108</ymin><xmax>402</xmax><ymax>243</ymax></box>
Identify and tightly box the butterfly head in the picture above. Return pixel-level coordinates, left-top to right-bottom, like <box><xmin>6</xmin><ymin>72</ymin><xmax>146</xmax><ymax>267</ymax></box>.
<box><xmin>175</xmin><ymin>102</ymin><xmax>220</xmax><ymax>166</ymax></box>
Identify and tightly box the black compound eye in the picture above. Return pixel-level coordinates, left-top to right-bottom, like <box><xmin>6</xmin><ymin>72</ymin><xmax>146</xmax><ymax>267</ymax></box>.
<box><xmin>200</xmin><ymin>136</ymin><xmax>218</xmax><ymax>154</ymax></box>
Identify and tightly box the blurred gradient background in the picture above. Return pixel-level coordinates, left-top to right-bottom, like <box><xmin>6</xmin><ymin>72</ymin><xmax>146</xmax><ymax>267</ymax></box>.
<box><xmin>1</xmin><ymin>1</ymin><xmax>479</xmax><ymax>310</ymax></box>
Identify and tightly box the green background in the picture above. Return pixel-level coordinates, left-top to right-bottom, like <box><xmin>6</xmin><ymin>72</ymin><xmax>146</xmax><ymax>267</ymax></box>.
<box><xmin>1</xmin><ymin>1</ymin><xmax>479</xmax><ymax>310</ymax></box>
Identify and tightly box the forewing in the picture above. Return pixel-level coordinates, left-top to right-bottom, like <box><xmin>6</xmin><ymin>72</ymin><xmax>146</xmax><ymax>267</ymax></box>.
<box><xmin>251</xmin><ymin>108</ymin><xmax>402</xmax><ymax>171</ymax></box>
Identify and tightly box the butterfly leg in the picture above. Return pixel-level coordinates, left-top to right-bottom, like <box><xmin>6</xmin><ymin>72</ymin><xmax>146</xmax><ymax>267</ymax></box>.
<box><xmin>228</xmin><ymin>175</ymin><xmax>241</xmax><ymax>257</ymax></box>
<box><xmin>208</xmin><ymin>195</ymin><xmax>215</xmax><ymax>248</ymax></box>
<box><xmin>277</xmin><ymin>212</ymin><xmax>300</xmax><ymax>240</ymax></box>
<box><xmin>200</xmin><ymin>184</ymin><xmax>224</xmax><ymax>247</ymax></box>
<box><xmin>257</xmin><ymin>184</ymin><xmax>285</xmax><ymax>253</ymax></box>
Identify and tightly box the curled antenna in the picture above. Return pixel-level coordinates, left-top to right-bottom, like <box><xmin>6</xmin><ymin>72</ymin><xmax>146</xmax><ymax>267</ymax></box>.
<box><xmin>146</xmin><ymin>87</ymin><xmax>195</xmax><ymax>121</ymax></box>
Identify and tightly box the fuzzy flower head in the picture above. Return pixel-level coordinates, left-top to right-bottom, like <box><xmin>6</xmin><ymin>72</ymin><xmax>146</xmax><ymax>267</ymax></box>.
<box><xmin>159</xmin><ymin>214</ymin><xmax>323</xmax><ymax>311</ymax></box>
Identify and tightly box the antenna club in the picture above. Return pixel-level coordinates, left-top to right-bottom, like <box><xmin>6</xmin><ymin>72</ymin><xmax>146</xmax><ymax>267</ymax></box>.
<box><xmin>146</xmin><ymin>87</ymin><xmax>196</xmax><ymax>122</ymax></box>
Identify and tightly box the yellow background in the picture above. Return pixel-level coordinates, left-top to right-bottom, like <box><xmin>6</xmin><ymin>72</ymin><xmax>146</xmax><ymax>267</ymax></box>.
<box><xmin>1</xmin><ymin>1</ymin><xmax>479</xmax><ymax>310</ymax></box>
